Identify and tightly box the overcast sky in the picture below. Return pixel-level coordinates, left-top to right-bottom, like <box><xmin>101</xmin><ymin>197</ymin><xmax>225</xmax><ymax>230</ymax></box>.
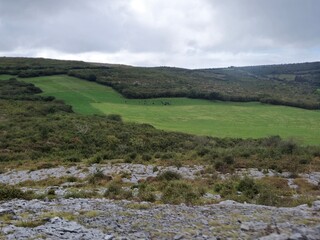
<box><xmin>0</xmin><ymin>0</ymin><xmax>319</xmax><ymax>68</ymax></box>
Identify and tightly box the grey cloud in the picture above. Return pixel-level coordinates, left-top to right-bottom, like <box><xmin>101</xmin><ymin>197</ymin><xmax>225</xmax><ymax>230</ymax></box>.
<box><xmin>202</xmin><ymin>0</ymin><xmax>320</xmax><ymax>52</ymax></box>
<box><xmin>0</xmin><ymin>0</ymin><xmax>319</xmax><ymax>67</ymax></box>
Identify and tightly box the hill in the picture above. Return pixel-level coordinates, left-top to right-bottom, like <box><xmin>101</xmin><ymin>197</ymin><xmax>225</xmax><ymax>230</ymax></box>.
<box><xmin>13</xmin><ymin>75</ymin><xmax>320</xmax><ymax>145</ymax></box>
<box><xmin>0</xmin><ymin>57</ymin><xmax>319</xmax><ymax>109</ymax></box>
<box><xmin>0</xmin><ymin>60</ymin><xmax>320</xmax><ymax>238</ymax></box>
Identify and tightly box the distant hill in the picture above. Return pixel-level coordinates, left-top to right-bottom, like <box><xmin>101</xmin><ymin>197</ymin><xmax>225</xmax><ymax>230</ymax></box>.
<box><xmin>0</xmin><ymin>57</ymin><xmax>319</xmax><ymax>109</ymax></box>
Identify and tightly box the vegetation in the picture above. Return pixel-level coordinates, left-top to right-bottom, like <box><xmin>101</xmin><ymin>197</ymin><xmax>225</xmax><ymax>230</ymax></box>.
<box><xmin>68</xmin><ymin>62</ymin><xmax>320</xmax><ymax>110</ymax></box>
<box><xmin>0</xmin><ymin>58</ymin><xmax>319</xmax><ymax>207</ymax></box>
<box><xmin>11</xmin><ymin>75</ymin><xmax>320</xmax><ymax>145</ymax></box>
<box><xmin>0</xmin><ymin>78</ymin><xmax>319</xmax><ymax>172</ymax></box>
<box><xmin>0</xmin><ymin>57</ymin><xmax>96</xmax><ymax>77</ymax></box>
<box><xmin>0</xmin><ymin>57</ymin><xmax>319</xmax><ymax>110</ymax></box>
<box><xmin>160</xmin><ymin>181</ymin><xmax>203</xmax><ymax>205</ymax></box>
<box><xmin>0</xmin><ymin>184</ymin><xmax>34</xmax><ymax>200</ymax></box>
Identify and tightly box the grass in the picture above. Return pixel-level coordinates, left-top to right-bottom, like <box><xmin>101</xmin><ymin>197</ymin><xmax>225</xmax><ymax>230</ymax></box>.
<box><xmin>2</xmin><ymin>74</ymin><xmax>319</xmax><ymax>145</ymax></box>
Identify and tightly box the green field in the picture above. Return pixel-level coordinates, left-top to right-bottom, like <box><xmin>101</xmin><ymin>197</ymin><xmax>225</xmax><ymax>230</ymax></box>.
<box><xmin>2</xmin><ymin>75</ymin><xmax>319</xmax><ymax>145</ymax></box>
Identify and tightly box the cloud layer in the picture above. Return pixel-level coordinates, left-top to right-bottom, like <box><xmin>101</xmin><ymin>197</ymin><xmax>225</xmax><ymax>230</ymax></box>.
<box><xmin>0</xmin><ymin>0</ymin><xmax>319</xmax><ymax>68</ymax></box>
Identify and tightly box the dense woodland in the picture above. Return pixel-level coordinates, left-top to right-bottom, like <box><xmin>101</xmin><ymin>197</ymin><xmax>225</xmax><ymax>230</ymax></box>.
<box><xmin>0</xmin><ymin>77</ymin><xmax>319</xmax><ymax>173</ymax></box>
<box><xmin>0</xmin><ymin>57</ymin><xmax>319</xmax><ymax>109</ymax></box>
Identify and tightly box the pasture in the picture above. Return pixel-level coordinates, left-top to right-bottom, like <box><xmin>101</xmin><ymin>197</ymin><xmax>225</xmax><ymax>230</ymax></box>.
<box><xmin>2</xmin><ymin>75</ymin><xmax>319</xmax><ymax>145</ymax></box>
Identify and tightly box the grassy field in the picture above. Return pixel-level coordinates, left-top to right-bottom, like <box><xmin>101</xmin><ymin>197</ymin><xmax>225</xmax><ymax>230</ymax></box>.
<box><xmin>2</xmin><ymin>75</ymin><xmax>319</xmax><ymax>145</ymax></box>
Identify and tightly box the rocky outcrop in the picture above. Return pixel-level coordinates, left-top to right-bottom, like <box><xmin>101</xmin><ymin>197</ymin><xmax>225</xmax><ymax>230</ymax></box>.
<box><xmin>0</xmin><ymin>164</ymin><xmax>205</xmax><ymax>185</ymax></box>
<box><xmin>0</xmin><ymin>198</ymin><xmax>319</xmax><ymax>239</ymax></box>
<box><xmin>1</xmin><ymin>164</ymin><xmax>319</xmax><ymax>187</ymax></box>
<box><xmin>3</xmin><ymin>217</ymin><xmax>107</xmax><ymax>240</ymax></box>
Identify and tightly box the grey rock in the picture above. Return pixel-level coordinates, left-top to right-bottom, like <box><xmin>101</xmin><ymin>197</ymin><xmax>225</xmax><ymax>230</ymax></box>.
<box><xmin>312</xmin><ymin>200</ymin><xmax>320</xmax><ymax>211</ymax></box>
<box><xmin>4</xmin><ymin>217</ymin><xmax>108</xmax><ymax>240</ymax></box>
<box><xmin>104</xmin><ymin>234</ymin><xmax>114</xmax><ymax>240</ymax></box>
<box><xmin>174</xmin><ymin>234</ymin><xmax>184</xmax><ymax>240</ymax></box>
<box><xmin>259</xmin><ymin>233</ymin><xmax>290</xmax><ymax>240</ymax></box>
<box><xmin>288</xmin><ymin>233</ymin><xmax>304</xmax><ymax>240</ymax></box>
<box><xmin>219</xmin><ymin>200</ymin><xmax>238</xmax><ymax>205</ymax></box>
<box><xmin>240</xmin><ymin>222</ymin><xmax>268</xmax><ymax>231</ymax></box>
<box><xmin>203</xmin><ymin>193</ymin><xmax>221</xmax><ymax>200</ymax></box>
<box><xmin>0</xmin><ymin>208</ymin><xmax>14</xmax><ymax>216</ymax></box>
<box><xmin>287</xmin><ymin>179</ymin><xmax>299</xmax><ymax>189</ymax></box>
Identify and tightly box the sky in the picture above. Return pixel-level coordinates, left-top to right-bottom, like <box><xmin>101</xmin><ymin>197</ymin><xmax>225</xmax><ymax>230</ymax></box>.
<box><xmin>0</xmin><ymin>0</ymin><xmax>319</xmax><ymax>68</ymax></box>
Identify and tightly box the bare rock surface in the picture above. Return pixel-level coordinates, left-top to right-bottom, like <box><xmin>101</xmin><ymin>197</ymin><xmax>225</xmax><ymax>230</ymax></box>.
<box><xmin>3</xmin><ymin>217</ymin><xmax>107</xmax><ymax>240</ymax></box>
<box><xmin>0</xmin><ymin>198</ymin><xmax>319</xmax><ymax>239</ymax></box>
<box><xmin>0</xmin><ymin>164</ymin><xmax>205</xmax><ymax>185</ymax></box>
<box><xmin>1</xmin><ymin>164</ymin><xmax>319</xmax><ymax>188</ymax></box>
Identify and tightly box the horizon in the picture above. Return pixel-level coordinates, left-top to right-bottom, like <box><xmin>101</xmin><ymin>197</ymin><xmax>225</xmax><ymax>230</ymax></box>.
<box><xmin>1</xmin><ymin>55</ymin><xmax>320</xmax><ymax>70</ymax></box>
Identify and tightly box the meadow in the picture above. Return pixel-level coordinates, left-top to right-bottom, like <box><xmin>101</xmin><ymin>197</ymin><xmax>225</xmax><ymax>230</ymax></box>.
<box><xmin>2</xmin><ymin>74</ymin><xmax>319</xmax><ymax>145</ymax></box>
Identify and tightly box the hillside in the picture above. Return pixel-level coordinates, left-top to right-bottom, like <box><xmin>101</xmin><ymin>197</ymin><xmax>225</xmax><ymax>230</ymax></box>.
<box><xmin>0</xmin><ymin>57</ymin><xmax>319</xmax><ymax>109</ymax></box>
<box><xmin>0</xmin><ymin>59</ymin><xmax>320</xmax><ymax>239</ymax></box>
<box><xmin>12</xmin><ymin>75</ymin><xmax>319</xmax><ymax>145</ymax></box>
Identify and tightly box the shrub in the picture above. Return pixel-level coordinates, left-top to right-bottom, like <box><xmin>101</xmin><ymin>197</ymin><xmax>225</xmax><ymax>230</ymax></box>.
<box><xmin>214</xmin><ymin>181</ymin><xmax>236</xmax><ymax>197</ymax></box>
<box><xmin>137</xmin><ymin>183</ymin><xmax>156</xmax><ymax>202</ymax></box>
<box><xmin>142</xmin><ymin>153</ymin><xmax>152</xmax><ymax>161</ymax></box>
<box><xmin>87</xmin><ymin>169</ymin><xmax>111</xmax><ymax>185</ymax></box>
<box><xmin>106</xmin><ymin>114</ymin><xmax>122</xmax><ymax>122</ymax></box>
<box><xmin>256</xmin><ymin>184</ymin><xmax>280</xmax><ymax>206</ymax></box>
<box><xmin>236</xmin><ymin>177</ymin><xmax>259</xmax><ymax>199</ymax></box>
<box><xmin>36</xmin><ymin>162</ymin><xmax>56</xmax><ymax>170</ymax></box>
<box><xmin>223</xmin><ymin>155</ymin><xmax>234</xmax><ymax>165</ymax></box>
<box><xmin>104</xmin><ymin>182</ymin><xmax>133</xmax><ymax>200</ymax></box>
<box><xmin>161</xmin><ymin>181</ymin><xmax>201</xmax><ymax>205</ymax></box>
<box><xmin>0</xmin><ymin>184</ymin><xmax>31</xmax><ymax>200</ymax></box>
<box><xmin>66</xmin><ymin>176</ymin><xmax>79</xmax><ymax>182</ymax></box>
<box><xmin>65</xmin><ymin>190</ymin><xmax>96</xmax><ymax>199</ymax></box>
<box><xmin>157</xmin><ymin>171</ymin><xmax>182</xmax><ymax>181</ymax></box>
<box><xmin>65</xmin><ymin>156</ymin><xmax>81</xmax><ymax>163</ymax></box>
<box><xmin>47</xmin><ymin>188</ymin><xmax>56</xmax><ymax>196</ymax></box>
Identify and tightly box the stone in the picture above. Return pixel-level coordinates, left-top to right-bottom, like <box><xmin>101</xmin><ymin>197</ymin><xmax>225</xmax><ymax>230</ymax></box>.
<box><xmin>312</xmin><ymin>200</ymin><xmax>320</xmax><ymax>211</ymax></box>
<box><xmin>219</xmin><ymin>200</ymin><xmax>238</xmax><ymax>205</ymax></box>
<box><xmin>0</xmin><ymin>208</ymin><xmax>15</xmax><ymax>216</ymax></box>
<box><xmin>104</xmin><ymin>234</ymin><xmax>114</xmax><ymax>240</ymax></box>
<box><xmin>203</xmin><ymin>193</ymin><xmax>221</xmax><ymax>200</ymax></box>
<box><xmin>258</xmin><ymin>233</ymin><xmax>290</xmax><ymax>240</ymax></box>
<box><xmin>240</xmin><ymin>222</ymin><xmax>268</xmax><ymax>232</ymax></box>
<box><xmin>174</xmin><ymin>234</ymin><xmax>184</xmax><ymax>240</ymax></box>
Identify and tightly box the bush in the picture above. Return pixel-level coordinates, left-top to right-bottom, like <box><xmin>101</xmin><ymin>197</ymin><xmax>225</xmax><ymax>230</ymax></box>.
<box><xmin>161</xmin><ymin>181</ymin><xmax>201</xmax><ymax>205</ymax></box>
<box><xmin>138</xmin><ymin>184</ymin><xmax>156</xmax><ymax>202</ymax></box>
<box><xmin>104</xmin><ymin>182</ymin><xmax>133</xmax><ymax>200</ymax></box>
<box><xmin>87</xmin><ymin>169</ymin><xmax>111</xmax><ymax>185</ymax></box>
<box><xmin>47</xmin><ymin>188</ymin><xmax>56</xmax><ymax>196</ymax></box>
<box><xmin>142</xmin><ymin>154</ymin><xmax>152</xmax><ymax>161</ymax></box>
<box><xmin>236</xmin><ymin>177</ymin><xmax>259</xmax><ymax>199</ymax></box>
<box><xmin>65</xmin><ymin>190</ymin><xmax>96</xmax><ymax>199</ymax></box>
<box><xmin>223</xmin><ymin>155</ymin><xmax>234</xmax><ymax>165</ymax></box>
<box><xmin>256</xmin><ymin>184</ymin><xmax>280</xmax><ymax>206</ymax></box>
<box><xmin>157</xmin><ymin>171</ymin><xmax>182</xmax><ymax>181</ymax></box>
<box><xmin>65</xmin><ymin>156</ymin><xmax>81</xmax><ymax>163</ymax></box>
<box><xmin>0</xmin><ymin>184</ymin><xmax>31</xmax><ymax>200</ymax></box>
<box><xmin>106</xmin><ymin>114</ymin><xmax>122</xmax><ymax>122</ymax></box>
<box><xmin>214</xmin><ymin>180</ymin><xmax>236</xmax><ymax>197</ymax></box>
